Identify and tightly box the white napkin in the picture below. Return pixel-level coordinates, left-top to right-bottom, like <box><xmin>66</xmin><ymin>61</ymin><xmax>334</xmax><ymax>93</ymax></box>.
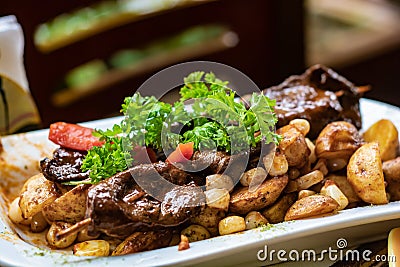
<box><xmin>0</xmin><ymin>15</ymin><xmax>41</xmax><ymax>135</ymax></box>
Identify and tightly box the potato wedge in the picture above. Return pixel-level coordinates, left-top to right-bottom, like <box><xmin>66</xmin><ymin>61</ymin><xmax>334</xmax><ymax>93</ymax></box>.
<box><xmin>43</xmin><ymin>184</ymin><xmax>90</xmax><ymax>223</ymax></box>
<box><xmin>112</xmin><ymin>230</ymin><xmax>172</xmax><ymax>256</ymax></box>
<box><xmin>347</xmin><ymin>142</ymin><xmax>388</xmax><ymax>205</ymax></box>
<box><xmin>363</xmin><ymin>119</ymin><xmax>399</xmax><ymax>161</ymax></box>
<box><xmin>383</xmin><ymin>157</ymin><xmax>400</xmax><ymax>201</ymax></box>
<box><xmin>19</xmin><ymin>173</ymin><xmax>59</xmax><ymax>218</ymax></box>
<box><xmin>229</xmin><ymin>175</ymin><xmax>288</xmax><ymax>214</ymax></box>
<box><xmin>261</xmin><ymin>192</ymin><xmax>297</xmax><ymax>223</ymax></box>
<box><xmin>284</xmin><ymin>194</ymin><xmax>339</xmax><ymax>221</ymax></box>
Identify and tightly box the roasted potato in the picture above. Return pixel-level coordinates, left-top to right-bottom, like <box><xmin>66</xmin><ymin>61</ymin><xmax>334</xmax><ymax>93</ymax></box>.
<box><xmin>285</xmin><ymin>170</ymin><xmax>324</xmax><ymax>193</ymax></box>
<box><xmin>204</xmin><ymin>188</ymin><xmax>230</xmax><ymax>211</ymax></box>
<box><xmin>284</xmin><ymin>194</ymin><xmax>339</xmax><ymax>221</ymax></box>
<box><xmin>229</xmin><ymin>175</ymin><xmax>288</xmax><ymax>214</ymax></box>
<box><xmin>261</xmin><ymin>192</ymin><xmax>297</xmax><ymax>223</ymax></box>
<box><xmin>218</xmin><ymin>216</ymin><xmax>246</xmax><ymax>236</ymax></box>
<box><xmin>181</xmin><ymin>225</ymin><xmax>211</xmax><ymax>242</ymax></box>
<box><xmin>47</xmin><ymin>222</ymin><xmax>77</xmax><ymax>249</ymax></box>
<box><xmin>19</xmin><ymin>173</ymin><xmax>59</xmax><ymax>219</ymax></box>
<box><xmin>315</xmin><ymin>121</ymin><xmax>363</xmax><ymax>162</ymax></box>
<box><xmin>320</xmin><ymin>180</ymin><xmax>349</xmax><ymax>211</ymax></box>
<box><xmin>326</xmin><ymin>175</ymin><xmax>360</xmax><ymax>203</ymax></box>
<box><xmin>383</xmin><ymin>157</ymin><xmax>400</xmax><ymax>201</ymax></box>
<box><xmin>347</xmin><ymin>142</ymin><xmax>388</xmax><ymax>205</ymax></box>
<box><xmin>43</xmin><ymin>184</ymin><xmax>89</xmax><ymax>223</ymax></box>
<box><xmin>277</xmin><ymin>125</ymin><xmax>310</xmax><ymax>168</ymax></box>
<box><xmin>8</xmin><ymin>197</ymin><xmax>31</xmax><ymax>225</ymax></box>
<box><xmin>245</xmin><ymin>211</ymin><xmax>268</xmax><ymax>230</ymax></box>
<box><xmin>190</xmin><ymin>206</ymin><xmax>226</xmax><ymax>236</ymax></box>
<box><xmin>112</xmin><ymin>231</ymin><xmax>172</xmax><ymax>256</ymax></box>
<box><xmin>73</xmin><ymin>240</ymin><xmax>110</xmax><ymax>256</ymax></box>
<box><xmin>363</xmin><ymin>119</ymin><xmax>399</xmax><ymax>161</ymax></box>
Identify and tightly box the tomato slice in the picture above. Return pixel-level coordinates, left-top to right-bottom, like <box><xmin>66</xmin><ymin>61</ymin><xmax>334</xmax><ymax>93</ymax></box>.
<box><xmin>166</xmin><ymin>142</ymin><xmax>194</xmax><ymax>163</ymax></box>
<box><xmin>48</xmin><ymin>122</ymin><xmax>104</xmax><ymax>151</ymax></box>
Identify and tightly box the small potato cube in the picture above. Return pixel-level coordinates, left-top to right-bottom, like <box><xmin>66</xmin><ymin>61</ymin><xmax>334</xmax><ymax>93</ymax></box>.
<box><xmin>277</xmin><ymin>125</ymin><xmax>310</xmax><ymax>168</ymax></box>
<box><xmin>240</xmin><ymin>167</ymin><xmax>267</xmax><ymax>187</ymax></box>
<box><xmin>206</xmin><ymin>174</ymin><xmax>234</xmax><ymax>192</ymax></box>
<box><xmin>326</xmin><ymin>175</ymin><xmax>360</xmax><ymax>203</ymax></box>
<box><xmin>205</xmin><ymin>188</ymin><xmax>230</xmax><ymax>211</ymax></box>
<box><xmin>219</xmin><ymin>216</ymin><xmax>246</xmax><ymax>236</ymax></box>
<box><xmin>245</xmin><ymin>211</ymin><xmax>268</xmax><ymax>230</ymax></box>
<box><xmin>73</xmin><ymin>240</ymin><xmax>110</xmax><ymax>256</ymax></box>
<box><xmin>269</xmin><ymin>153</ymin><xmax>289</xmax><ymax>177</ymax></box>
<box><xmin>286</xmin><ymin>170</ymin><xmax>324</xmax><ymax>193</ymax></box>
<box><xmin>181</xmin><ymin>225</ymin><xmax>211</xmax><ymax>242</ymax></box>
<box><xmin>320</xmin><ymin>180</ymin><xmax>349</xmax><ymax>211</ymax></box>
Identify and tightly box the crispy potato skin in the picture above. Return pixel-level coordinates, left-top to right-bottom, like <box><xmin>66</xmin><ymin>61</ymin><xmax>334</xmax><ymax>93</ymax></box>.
<box><xmin>229</xmin><ymin>175</ymin><xmax>288</xmax><ymax>214</ymax></box>
<box><xmin>43</xmin><ymin>184</ymin><xmax>90</xmax><ymax>223</ymax></box>
<box><xmin>19</xmin><ymin>173</ymin><xmax>60</xmax><ymax>218</ymax></box>
<box><xmin>363</xmin><ymin>119</ymin><xmax>399</xmax><ymax>161</ymax></box>
<box><xmin>347</xmin><ymin>142</ymin><xmax>388</xmax><ymax>205</ymax></box>
<box><xmin>383</xmin><ymin>157</ymin><xmax>400</xmax><ymax>201</ymax></box>
<box><xmin>284</xmin><ymin>194</ymin><xmax>339</xmax><ymax>221</ymax></box>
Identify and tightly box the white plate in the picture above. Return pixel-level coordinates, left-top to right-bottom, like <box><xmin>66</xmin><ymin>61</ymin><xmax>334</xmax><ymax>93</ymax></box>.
<box><xmin>0</xmin><ymin>98</ymin><xmax>399</xmax><ymax>267</ymax></box>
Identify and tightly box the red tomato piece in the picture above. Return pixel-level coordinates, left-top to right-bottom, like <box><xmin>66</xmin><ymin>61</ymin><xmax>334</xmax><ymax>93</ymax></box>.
<box><xmin>48</xmin><ymin>122</ymin><xmax>104</xmax><ymax>151</ymax></box>
<box><xmin>166</xmin><ymin>142</ymin><xmax>194</xmax><ymax>163</ymax></box>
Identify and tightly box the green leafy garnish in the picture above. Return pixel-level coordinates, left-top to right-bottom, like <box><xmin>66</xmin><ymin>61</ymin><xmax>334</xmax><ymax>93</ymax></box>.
<box><xmin>80</xmin><ymin>71</ymin><xmax>280</xmax><ymax>184</ymax></box>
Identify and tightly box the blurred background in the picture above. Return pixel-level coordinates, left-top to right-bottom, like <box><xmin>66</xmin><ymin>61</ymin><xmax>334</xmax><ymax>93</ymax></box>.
<box><xmin>1</xmin><ymin>0</ymin><xmax>400</xmax><ymax>128</ymax></box>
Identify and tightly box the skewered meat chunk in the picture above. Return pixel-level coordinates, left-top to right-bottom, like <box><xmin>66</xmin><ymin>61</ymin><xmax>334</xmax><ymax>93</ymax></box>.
<box><xmin>86</xmin><ymin>162</ymin><xmax>205</xmax><ymax>239</ymax></box>
<box><xmin>40</xmin><ymin>147</ymin><xmax>89</xmax><ymax>182</ymax></box>
<box><xmin>263</xmin><ymin>64</ymin><xmax>364</xmax><ymax>139</ymax></box>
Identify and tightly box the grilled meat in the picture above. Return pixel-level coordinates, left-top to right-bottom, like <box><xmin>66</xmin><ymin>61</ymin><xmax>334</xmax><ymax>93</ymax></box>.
<box><xmin>263</xmin><ymin>64</ymin><xmax>363</xmax><ymax>138</ymax></box>
<box><xmin>40</xmin><ymin>147</ymin><xmax>89</xmax><ymax>183</ymax></box>
<box><xmin>86</xmin><ymin>162</ymin><xmax>205</xmax><ymax>238</ymax></box>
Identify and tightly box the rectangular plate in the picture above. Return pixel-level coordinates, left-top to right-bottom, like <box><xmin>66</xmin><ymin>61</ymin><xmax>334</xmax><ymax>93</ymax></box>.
<box><xmin>0</xmin><ymin>98</ymin><xmax>399</xmax><ymax>267</ymax></box>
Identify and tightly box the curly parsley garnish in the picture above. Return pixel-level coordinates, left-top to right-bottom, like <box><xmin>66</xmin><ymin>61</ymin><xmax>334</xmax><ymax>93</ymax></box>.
<box><xmin>80</xmin><ymin>71</ymin><xmax>281</xmax><ymax>184</ymax></box>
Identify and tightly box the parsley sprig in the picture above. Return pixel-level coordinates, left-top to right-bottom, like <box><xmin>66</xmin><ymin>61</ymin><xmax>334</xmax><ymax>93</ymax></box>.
<box><xmin>80</xmin><ymin>71</ymin><xmax>281</xmax><ymax>184</ymax></box>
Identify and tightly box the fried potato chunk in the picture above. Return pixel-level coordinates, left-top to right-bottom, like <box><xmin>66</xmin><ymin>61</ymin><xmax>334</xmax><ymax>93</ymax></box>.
<box><xmin>363</xmin><ymin>119</ymin><xmax>399</xmax><ymax>161</ymax></box>
<box><xmin>19</xmin><ymin>173</ymin><xmax>59</xmax><ymax>218</ymax></box>
<box><xmin>284</xmin><ymin>194</ymin><xmax>339</xmax><ymax>221</ymax></box>
<box><xmin>347</xmin><ymin>142</ymin><xmax>388</xmax><ymax>205</ymax></box>
<box><xmin>229</xmin><ymin>175</ymin><xmax>288</xmax><ymax>214</ymax></box>
<box><xmin>43</xmin><ymin>184</ymin><xmax>90</xmax><ymax>223</ymax></box>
